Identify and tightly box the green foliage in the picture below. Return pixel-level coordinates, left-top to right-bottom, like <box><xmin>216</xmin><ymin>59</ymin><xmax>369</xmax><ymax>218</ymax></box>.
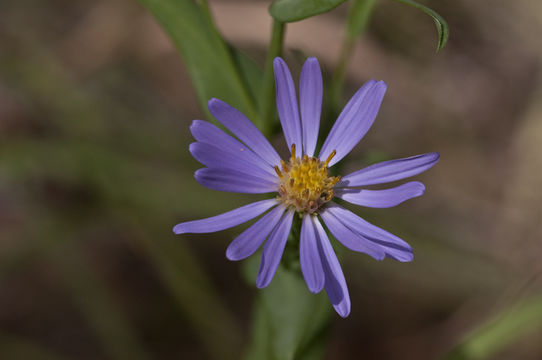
<box><xmin>346</xmin><ymin>0</ymin><xmax>379</xmax><ymax>42</ymax></box>
<box><xmin>242</xmin><ymin>218</ymin><xmax>330</xmax><ymax>360</ymax></box>
<box><xmin>444</xmin><ymin>295</ymin><xmax>542</xmax><ymax>360</ymax></box>
<box><xmin>327</xmin><ymin>0</ymin><xmax>379</xmax><ymax>113</ymax></box>
<box><xmin>269</xmin><ymin>0</ymin><xmax>348</xmax><ymax>23</ymax></box>
<box><xmin>0</xmin><ymin>334</ymin><xmax>68</xmax><ymax>360</ymax></box>
<box><xmin>244</xmin><ymin>258</ymin><xmax>331</xmax><ymax>360</ymax></box>
<box><xmin>50</xmin><ymin>230</ymin><xmax>152</xmax><ymax>360</ymax></box>
<box><xmin>0</xmin><ymin>45</ymin><xmax>244</xmax><ymax>360</ymax></box>
<box><xmin>138</xmin><ymin>0</ymin><xmax>260</xmax><ymax>123</ymax></box>
<box><xmin>259</xmin><ymin>20</ymin><xmax>285</xmax><ymax>137</ymax></box>
<box><xmin>1</xmin><ymin>0</ymin><xmax>458</xmax><ymax>358</ymax></box>
<box><xmin>392</xmin><ymin>0</ymin><xmax>449</xmax><ymax>52</ymax></box>
<box><xmin>230</xmin><ymin>45</ymin><xmax>264</xmax><ymax>104</ymax></box>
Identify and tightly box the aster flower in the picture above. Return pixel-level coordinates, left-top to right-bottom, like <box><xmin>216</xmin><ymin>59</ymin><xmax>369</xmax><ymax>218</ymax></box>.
<box><xmin>173</xmin><ymin>57</ymin><xmax>439</xmax><ymax>317</ymax></box>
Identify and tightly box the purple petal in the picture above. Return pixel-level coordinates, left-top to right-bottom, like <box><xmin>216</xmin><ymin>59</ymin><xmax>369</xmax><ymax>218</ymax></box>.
<box><xmin>338</xmin><ymin>152</ymin><xmax>440</xmax><ymax>187</ymax></box>
<box><xmin>226</xmin><ymin>205</ymin><xmax>286</xmax><ymax>261</ymax></box>
<box><xmin>256</xmin><ymin>209</ymin><xmax>295</xmax><ymax>288</ymax></box>
<box><xmin>208</xmin><ymin>99</ymin><xmax>281</xmax><ymax>167</ymax></box>
<box><xmin>190</xmin><ymin>120</ymin><xmax>276</xmax><ymax>176</ymax></box>
<box><xmin>274</xmin><ymin>57</ymin><xmax>302</xmax><ymax>157</ymax></box>
<box><xmin>319</xmin><ymin>80</ymin><xmax>387</xmax><ymax>166</ymax></box>
<box><xmin>325</xmin><ymin>203</ymin><xmax>413</xmax><ymax>262</ymax></box>
<box><xmin>173</xmin><ymin>199</ymin><xmax>278</xmax><ymax>234</ymax></box>
<box><xmin>300</xmin><ymin>214</ymin><xmax>325</xmax><ymax>293</ymax></box>
<box><xmin>299</xmin><ymin>57</ymin><xmax>322</xmax><ymax>157</ymax></box>
<box><xmin>336</xmin><ymin>181</ymin><xmax>425</xmax><ymax>208</ymax></box>
<box><xmin>189</xmin><ymin>142</ymin><xmax>277</xmax><ymax>182</ymax></box>
<box><xmin>195</xmin><ymin>168</ymin><xmax>278</xmax><ymax>194</ymax></box>
<box><xmin>312</xmin><ymin>217</ymin><xmax>350</xmax><ymax>318</ymax></box>
<box><xmin>319</xmin><ymin>209</ymin><xmax>386</xmax><ymax>260</ymax></box>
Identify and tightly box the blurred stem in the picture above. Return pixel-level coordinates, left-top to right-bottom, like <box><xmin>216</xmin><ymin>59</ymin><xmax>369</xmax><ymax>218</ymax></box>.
<box><xmin>0</xmin><ymin>334</ymin><xmax>68</xmax><ymax>360</ymax></box>
<box><xmin>259</xmin><ymin>19</ymin><xmax>285</xmax><ymax>137</ymax></box>
<box><xmin>329</xmin><ymin>0</ymin><xmax>378</xmax><ymax>111</ymax></box>
<box><xmin>0</xmin><ymin>41</ymin><xmax>243</xmax><ymax>360</ymax></box>
<box><xmin>124</xmin><ymin>215</ymin><xmax>244</xmax><ymax>360</ymax></box>
<box><xmin>443</xmin><ymin>295</ymin><xmax>542</xmax><ymax>360</ymax></box>
<box><xmin>43</xmin><ymin>220</ymin><xmax>151</xmax><ymax>360</ymax></box>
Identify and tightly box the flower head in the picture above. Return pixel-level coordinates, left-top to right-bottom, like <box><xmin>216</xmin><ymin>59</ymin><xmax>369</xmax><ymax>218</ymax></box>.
<box><xmin>173</xmin><ymin>57</ymin><xmax>439</xmax><ymax>317</ymax></box>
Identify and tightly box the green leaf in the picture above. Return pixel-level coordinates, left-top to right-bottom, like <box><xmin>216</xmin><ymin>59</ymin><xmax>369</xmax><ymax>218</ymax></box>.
<box><xmin>443</xmin><ymin>295</ymin><xmax>542</xmax><ymax>360</ymax></box>
<box><xmin>269</xmin><ymin>0</ymin><xmax>348</xmax><ymax>23</ymax></box>
<box><xmin>392</xmin><ymin>0</ymin><xmax>449</xmax><ymax>52</ymax></box>
<box><xmin>138</xmin><ymin>0</ymin><xmax>259</xmax><ymax>121</ymax></box>
<box><xmin>229</xmin><ymin>46</ymin><xmax>264</xmax><ymax>109</ymax></box>
<box><xmin>245</xmin><ymin>262</ymin><xmax>331</xmax><ymax>360</ymax></box>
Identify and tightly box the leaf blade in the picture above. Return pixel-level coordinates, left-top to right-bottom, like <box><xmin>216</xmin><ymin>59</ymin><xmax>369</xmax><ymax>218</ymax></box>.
<box><xmin>269</xmin><ymin>0</ymin><xmax>348</xmax><ymax>23</ymax></box>
<box><xmin>392</xmin><ymin>0</ymin><xmax>449</xmax><ymax>52</ymax></box>
<box><xmin>444</xmin><ymin>295</ymin><xmax>542</xmax><ymax>360</ymax></box>
<box><xmin>139</xmin><ymin>0</ymin><xmax>259</xmax><ymax>121</ymax></box>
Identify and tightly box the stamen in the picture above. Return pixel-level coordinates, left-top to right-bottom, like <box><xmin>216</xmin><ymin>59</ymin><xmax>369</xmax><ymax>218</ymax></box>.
<box><xmin>324</xmin><ymin>150</ymin><xmax>337</xmax><ymax>167</ymax></box>
<box><xmin>275</xmin><ymin>150</ymin><xmax>340</xmax><ymax>214</ymax></box>
<box><xmin>330</xmin><ymin>176</ymin><xmax>341</xmax><ymax>186</ymax></box>
<box><xmin>274</xmin><ymin>165</ymin><xmax>283</xmax><ymax>178</ymax></box>
<box><xmin>281</xmin><ymin>160</ymin><xmax>289</xmax><ymax>173</ymax></box>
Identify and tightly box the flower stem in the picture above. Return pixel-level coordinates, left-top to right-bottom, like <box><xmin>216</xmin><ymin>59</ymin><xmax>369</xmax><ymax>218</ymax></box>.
<box><xmin>259</xmin><ymin>19</ymin><xmax>285</xmax><ymax>137</ymax></box>
<box><xmin>329</xmin><ymin>0</ymin><xmax>379</xmax><ymax>111</ymax></box>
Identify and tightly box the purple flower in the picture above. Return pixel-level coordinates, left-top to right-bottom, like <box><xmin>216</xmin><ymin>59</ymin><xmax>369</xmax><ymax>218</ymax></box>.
<box><xmin>174</xmin><ymin>57</ymin><xmax>439</xmax><ymax>317</ymax></box>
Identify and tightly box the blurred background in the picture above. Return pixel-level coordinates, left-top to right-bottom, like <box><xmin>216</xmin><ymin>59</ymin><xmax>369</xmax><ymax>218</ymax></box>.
<box><xmin>1</xmin><ymin>0</ymin><xmax>542</xmax><ymax>359</ymax></box>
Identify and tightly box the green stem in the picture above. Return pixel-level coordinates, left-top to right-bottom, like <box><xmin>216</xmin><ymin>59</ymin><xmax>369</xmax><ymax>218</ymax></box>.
<box><xmin>329</xmin><ymin>0</ymin><xmax>379</xmax><ymax>111</ymax></box>
<box><xmin>443</xmin><ymin>295</ymin><xmax>542</xmax><ymax>360</ymax></box>
<box><xmin>43</xmin><ymin>220</ymin><xmax>151</xmax><ymax>360</ymax></box>
<box><xmin>329</xmin><ymin>35</ymin><xmax>354</xmax><ymax>111</ymax></box>
<box><xmin>259</xmin><ymin>20</ymin><xmax>285</xmax><ymax>137</ymax></box>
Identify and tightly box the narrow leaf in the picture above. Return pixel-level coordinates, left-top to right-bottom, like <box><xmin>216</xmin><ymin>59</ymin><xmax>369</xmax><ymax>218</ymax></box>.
<box><xmin>139</xmin><ymin>0</ymin><xmax>259</xmax><ymax>121</ymax></box>
<box><xmin>444</xmin><ymin>295</ymin><xmax>542</xmax><ymax>359</ymax></box>
<box><xmin>230</xmin><ymin>47</ymin><xmax>263</xmax><ymax>105</ymax></box>
<box><xmin>269</xmin><ymin>0</ymin><xmax>348</xmax><ymax>23</ymax></box>
<box><xmin>392</xmin><ymin>0</ymin><xmax>449</xmax><ymax>52</ymax></box>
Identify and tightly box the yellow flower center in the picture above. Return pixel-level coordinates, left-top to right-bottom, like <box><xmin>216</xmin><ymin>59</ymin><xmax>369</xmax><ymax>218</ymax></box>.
<box><xmin>274</xmin><ymin>144</ymin><xmax>341</xmax><ymax>214</ymax></box>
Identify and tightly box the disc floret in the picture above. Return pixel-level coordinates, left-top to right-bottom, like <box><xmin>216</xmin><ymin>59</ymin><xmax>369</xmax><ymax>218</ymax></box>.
<box><xmin>274</xmin><ymin>144</ymin><xmax>341</xmax><ymax>214</ymax></box>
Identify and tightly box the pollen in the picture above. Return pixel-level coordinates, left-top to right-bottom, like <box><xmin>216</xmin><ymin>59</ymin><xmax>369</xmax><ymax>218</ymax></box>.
<box><xmin>275</xmin><ymin>144</ymin><xmax>341</xmax><ymax>214</ymax></box>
